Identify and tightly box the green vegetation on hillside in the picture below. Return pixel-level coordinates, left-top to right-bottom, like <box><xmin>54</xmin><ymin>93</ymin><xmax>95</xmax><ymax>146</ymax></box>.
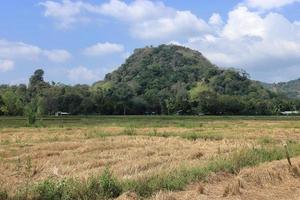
<box><xmin>1</xmin><ymin>44</ymin><xmax>300</xmax><ymax>116</ymax></box>
<box><xmin>261</xmin><ymin>79</ymin><xmax>300</xmax><ymax>99</ymax></box>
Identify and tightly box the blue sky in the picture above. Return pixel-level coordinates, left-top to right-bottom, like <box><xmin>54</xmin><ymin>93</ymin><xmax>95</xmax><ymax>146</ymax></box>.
<box><xmin>0</xmin><ymin>0</ymin><xmax>300</xmax><ymax>85</ymax></box>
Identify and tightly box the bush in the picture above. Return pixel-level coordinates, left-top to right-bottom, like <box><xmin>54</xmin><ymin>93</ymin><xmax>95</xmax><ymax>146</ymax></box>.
<box><xmin>258</xmin><ymin>136</ymin><xmax>276</xmax><ymax>144</ymax></box>
<box><xmin>34</xmin><ymin>179</ymin><xmax>62</xmax><ymax>200</ymax></box>
<box><xmin>122</xmin><ymin>127</ymin><xmax>136</xmax><ymax>136</ymax></box>
<box><xmin>25</xmin><ymin>103</ymin><xmax>37</xmax><ymax>125</ymax></box>
<box><xmin>33</xmin><ymin>179</ymin><xmax>82</xmax><ymax>200</ymax></box>
<box><xmin>99</xmin><ymin>168</ymin><xmax>122</xmax><ymax>198</ymax></box>
<box><xmin>0</xmin><ymin>189</ymin><xmax>8</xmax><ymax>200</ymax></box>
<box><xmin>183</xmin><ymin>132</ymin><xmax>223</xmax><ymax>141</ymax></box>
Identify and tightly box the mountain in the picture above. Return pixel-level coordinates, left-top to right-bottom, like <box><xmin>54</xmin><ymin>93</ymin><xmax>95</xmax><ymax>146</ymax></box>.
<box><xmin>97</xmin><ymin>44</ymin><xmax>267</xmax><ymax>96</ymax></box>
<box><xmin>261</xmin><ymin>79</ymin><xmax>300</xmax><ymax>99</ymax></box>
<box><xmin>93</xmin><ymin>44</ymin><xmax>284</xmax><ymax>115</ymax></box>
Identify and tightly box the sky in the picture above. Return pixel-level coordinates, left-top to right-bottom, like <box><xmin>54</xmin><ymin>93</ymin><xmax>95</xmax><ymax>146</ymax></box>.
<box><xmin>0</xmin><ymin>0</ymin><xmax>300</xmax><ymax>85</ymax></box>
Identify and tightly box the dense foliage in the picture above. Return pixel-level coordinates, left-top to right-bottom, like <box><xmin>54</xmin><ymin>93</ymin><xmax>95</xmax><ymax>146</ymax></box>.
<box><xmin>0</xmin><ymin>44</ymin><xmax>299</xmax><ymax>116</ymax></box>
<box><xmin>261</xmin><ymin>79</ymin><xmax>300</xmax><ymax>99</ymax></box>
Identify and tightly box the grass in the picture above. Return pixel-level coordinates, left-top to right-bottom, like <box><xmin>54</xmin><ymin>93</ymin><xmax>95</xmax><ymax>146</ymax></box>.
<box><xmin>146</xmin><ymin>130</ymin><xmax>224</xmax><ymax>141</ymax></box>
<box><xmin>84</xmin><ymin>131</ymin><xmax>112</xmax><ymax>139</ymax></box>
<box><xmin>258</xmin><ymin>136</ymin><xmax>277</xmax><ymax>145</ymax></box>
<box><xmin>2</xmin><ymin>115</ymin><xmax>300</xmax><ymax>128</ymax></box>
<box><xmin>182</xmin><ymin>132</ymin><xmax>224</xmax><ymax>141</ymax></box>
<box><xmin>4</xmin><ymin>143</ymin><xmax>300</xmax><ymax>199</ymax></box>
<box><xmin>81</xmin><ymin>127</ymin><xmax>224</xmax><ymax>141</ymax></box>
<box><xmin>122</xmin><ymin>144</ymin><xmax>298</xmax><ymax>197</ymax></box>
<box><xmin>6</xmin><ymin>168</ymin><xmax>122</xmax><ymax>200</ymax></box>
<box><xmin>2</xmin><ymin>116</ymin><xmax>300</xmax><ymax>198</ymax></box>
<box><xmin>121</xmin><ymin>127</ymin><xmax>137</xmax><ymax>136</ymax></box>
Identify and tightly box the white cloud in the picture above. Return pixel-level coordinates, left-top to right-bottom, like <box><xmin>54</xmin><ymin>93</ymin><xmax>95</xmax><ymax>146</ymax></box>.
<box><xmin>131</xmin><ymin>11</ymin><xmax>209</xmax><ymax>40</ymax></box>
<box><xmin>0</xmin><ymin>59</ymin><xmax>14</xmax><ymax>72</ymax></box>
<box><xmin>222</xmin><ymin>7</ymin><xmax>265</xmax><ymax>40</ymax></box>
<box><xmin>40</xmin><ymin>0</ymin><xmax>91</xmax><ymax>28</ymax></box>
<box><xmin>99</xmin><ymin>0</ymin><xmax>173</xmax><ymax>22</ymax></box>
<box><xmin>209</xmin><ymin>13</ymin><xmax>223</xmax><ymax>26</ymax></box>
<box><xmin>40</xmin><ymin>0</ymin><xmax>209</xmax><ymax>41</ymax></box>
<box><xmin>0</xmin><ymin>39</ymin><xmax>41</xmax><ymax>60</ymax></box>
<box><xmin>40</xmin><ymin>0</ymin><xmax>173</xmax><ymax>27</ymax></box>
<box><xmin>184</xmin><ymin>6</ymin><xmax>300</xmax><ymax>82</ymax></box>
<box><xmin>67</xmin><ymin>66</ymin><xmax>98</xmax><ymax>81</ymax></box>
<box><xmin>83</xmin><ymin>42</ymin><xmax>124</xmax><ymax>56</ymax></box>
<box><xmin>245</xmin><ymin>0</ymin><xmax>300</xmax><ymax>10</ymax></box>
<box><xmin>101</xmin><ymin>0</ymin><xmax>210</xmax><ymax>40</ymax></box>
<box><xmin>43</xmin><ymin>49</ymin><xmax>71</xmax><ymax>62</ymax></box>
<box><xmin>0</xmin><ymin>39</ymin><xmax>71</xmax><ymax>63</ymax></box>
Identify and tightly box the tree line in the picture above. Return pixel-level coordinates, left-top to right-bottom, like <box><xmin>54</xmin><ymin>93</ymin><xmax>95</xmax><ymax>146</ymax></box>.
<box><xmin>0</xmin><ymin>69</ymin><xmax>300</xmax><ymax>117</ymax></box>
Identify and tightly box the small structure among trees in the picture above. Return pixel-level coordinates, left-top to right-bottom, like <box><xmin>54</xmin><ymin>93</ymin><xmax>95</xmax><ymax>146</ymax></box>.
<box><xmin>281</xmin><ymin>111</ymin><xmax>299</xmax><ymax>115</ymax></box>
<box><xmin>55</xmin><ymin>111</ymin><xmax>70</xmax><ymax>116</ymax></box>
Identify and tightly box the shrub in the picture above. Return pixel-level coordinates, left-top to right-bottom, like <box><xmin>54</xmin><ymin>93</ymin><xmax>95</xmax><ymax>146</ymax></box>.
<box><xmin>33</xmin><ymin>179</ymin><xmax>82</xmax><ymax>200</ymax></box>
<box><xmin>34</xmin><ymin>179</ymin><xmax>62</xmax><ymax>200</ymax></box>
<box><xmin>184</xmin><ymin>132</ymin><xmax>198</xmax><ymax>141</ymax></box>
<box><xmin>258</xmin><ymin>136</ymin><xmax>276</xmax><ymax>144</ymax></box>
<box><xmin>99</xmin><ymin>168</ymin><xmax>122</xmax><ymax>198</ymax></box>
<box><xmin>26</xmin><ymin>108</ymin><xmax>36</xmax><ymax>125</ymax></box>
<box><xmin>183</xmin><ymin>132</ymin><xmax>223</xmax><ymax>141</ymax></box>
<box><xmin>122</xmin><ymin>127</ymin><xmax>136</xmax><ymax>136</ymax></box>
<box><xmin>0</xmin><ymin>189</ymin><xmax>8</xmax><ymax>200</ymax></box>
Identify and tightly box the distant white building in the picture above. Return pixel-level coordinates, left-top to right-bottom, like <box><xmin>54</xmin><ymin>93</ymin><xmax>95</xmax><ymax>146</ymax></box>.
<box><xmin>55</xmin><ymin>111</ymin><xmax>70</xmax><ymax>116</ymax></box>
<box><xmin>281</xmin><ymin>111</ymin><xmax>299</xmax><ymax>115</ymax></box>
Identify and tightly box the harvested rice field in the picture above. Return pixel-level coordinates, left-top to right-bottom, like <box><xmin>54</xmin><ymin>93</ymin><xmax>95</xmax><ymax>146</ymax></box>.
<box><xmin>1</xmin><ymin>116</ymin><xmax>300</xmax><ymax>199</ymax></box>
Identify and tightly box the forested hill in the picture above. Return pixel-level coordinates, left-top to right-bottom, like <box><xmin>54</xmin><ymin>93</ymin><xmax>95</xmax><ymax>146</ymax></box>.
<box><xmin>261</xmin><ymin>79</ymin><xmax>300</xmax><ymax>99</ymax></box>
<box><xmin>92</xmin><ymin>44</ymin><xmax>297</xmax><ymax>115</ymax></box>
<box><xmin>1</xmin><ymin>44</ymin><xmax>299</xmax><ymax>117</ymax></box>
<box><xmin>101</xmin><ymin>45</ymin><xmax>256</xmax><ymax>96</ymax></box>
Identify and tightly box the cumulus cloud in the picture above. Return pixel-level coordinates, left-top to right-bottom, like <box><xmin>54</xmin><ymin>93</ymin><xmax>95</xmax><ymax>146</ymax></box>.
<box><xmin>99</xmin><ymin>0</ymin><xmax>173</xmax><ymax>22</ymax></box>
<box><xmin>40</xmin><ymin>0</ymin><xmax>210</xmax><ymax>40</ymax></box>
<box><xmin>184</xmin><ymin>6</ymin><xmax>300</xmax><ymax>82</ymax></box>
<box><xmin>67</xmin><ymin>66</ymin><xmax>98</xmax><ymax>82</ymax></box>
<box><xmin>43</xmin><ymin>49</ymin><xmax>71</xmax><ymax>62</ymax></box>
<box><xmin>0</xmin><ymin>39</ymin><xmax>71</xmax><ymax>63</ymax></box>
<box><xmin>0</xmin><ymin>59</ymin><xmax>14</xmax><ymax>72</ymax></box>
<box><xmin>40</xmin><ymin>0</ymin><xmax>173</xmax><ymax>27</ymax></box>
<box><xmin>0</xmin><ymin>39</ymin><xmax>41</xmax><ymax>60</ymax></box>
<box><xmin>100</xmin><ymin>0</ymin><xmax>210</xmax><ymax>40</ymax></box>
<box><xmin>39</xmin><ymin>0</ymin><xmax>97</xmax><ymax>28</ymax></box>
<box><xmin>245</xmin><ymin>0</ymin><xmax>300</xmax><ymax>10</ymax></box>
<box><xmin>83</xmin><ymin>42</ymin><xmax>124</xmax><ymax>56</ymax></box>
<box><xmin>209</xmin><ymin>13</ymin><xmax>223</xmax><ymax>26</ymax></box>
<box><xmin>222</xmin><ymin>7</ymin><xmax>265</xmax><ymax>40</ymax></box>
<box><xmin>131</xmin><ymin>10</ymin><xmax>209</xmax><ymax>40</ymax></box>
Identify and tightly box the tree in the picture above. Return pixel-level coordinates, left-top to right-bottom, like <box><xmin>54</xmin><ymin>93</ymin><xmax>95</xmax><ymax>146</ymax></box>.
<box><xmin>219</xmin><ymin>95</ymin><xmax>245</xmax><ymax>115</ymax></box>
<box><xmin>0</xmin><ymin>95</ymin><xmax>4</xmax><ymax>115</ymax></box>
<box><xmin>196</xmin><ymin>91</ymin><xmax>220</xmax><ymax>114</ymax></box>
<box><xmin>111</xmin><ymin>83</ymin><xmax>134</xmax><ymax>115</ymax></box>
<box><xmin>28</xmin><ymin>69</ymin><xmax>49</xmax><ymax>97</ymax></box>
<box><xmin>25</xmin><ymin>99</ymin><xmax>38</xmax><ymax>125</ymax></box>
<box><xmin>0</xmin><ymin>90</ymin><xmax>24</xmax><ymax>116</ymax></box>
<box><xmin>29</xmin><ymin>69</ymin><xmax>44</xmax><ymax>86</ymax></box>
